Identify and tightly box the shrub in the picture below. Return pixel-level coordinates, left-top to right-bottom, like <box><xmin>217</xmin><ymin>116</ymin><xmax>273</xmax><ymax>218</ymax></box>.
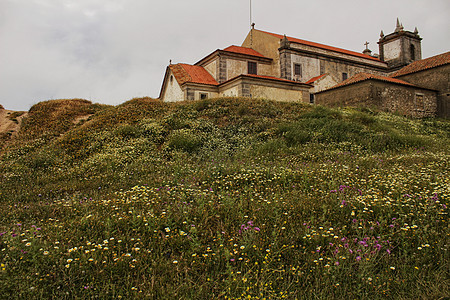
<box><xmin>167</xmin><ymin>130</ymin><xmax>203</xmax><ymax>153</ymax></box>
<box><xmin>115</xmin><ymin>124</ymin><xmax>141</xmax><ymax>139</ymax></box>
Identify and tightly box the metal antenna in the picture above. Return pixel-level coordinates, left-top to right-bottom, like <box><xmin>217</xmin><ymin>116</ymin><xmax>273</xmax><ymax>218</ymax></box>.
<box><xmin>249</xmin><ymin>0</ymin><xmax>255</xmax><ymax>48</ymax></box>
<box><xmin>250</xmin><ymin>0</ymin><xmax>252</xmax><ymax>28</ymax></box>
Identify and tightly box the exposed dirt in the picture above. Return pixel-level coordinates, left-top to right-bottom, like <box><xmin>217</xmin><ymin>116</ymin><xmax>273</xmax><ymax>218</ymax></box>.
<box><xmin>0</xmin><ymin>108</ymin><xmax>28</xmax><ymax>138</ymax></box>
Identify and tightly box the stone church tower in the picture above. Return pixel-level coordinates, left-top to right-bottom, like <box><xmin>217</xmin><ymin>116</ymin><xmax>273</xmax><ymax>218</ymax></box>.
<box><xmin>378</xmin><ymin>18</ymin><xmax>422</xmax><ymax>72</ymax></box>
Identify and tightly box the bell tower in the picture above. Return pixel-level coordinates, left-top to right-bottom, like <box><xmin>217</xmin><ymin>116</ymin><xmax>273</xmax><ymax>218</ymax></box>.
<box><xmin>378</xmin><ymin>18</ymin><xmax>422</xmax><ymax>72</ymax></box>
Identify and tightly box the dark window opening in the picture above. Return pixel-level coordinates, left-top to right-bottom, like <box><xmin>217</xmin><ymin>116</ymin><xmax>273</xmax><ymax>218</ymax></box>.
<box><xmin>170</xmin><ymin>75</ymin><xmax>173</xmax><ymax>83</ymax></box>
<box><xmin>342</xmin><ymin>73</ymin><xmax>348</xmax><ymax>81</ymax></box>
<box><xmin>200</xmin><ymin>93</ymin><xmax>208</xmax><ymax>100</ymax></box>
<box><xmin>310</xmin><ymin>93</ymin><xmax>315</xmax><ymax>104</ymax></box>
<box><xmin>294</xmin><ymin>63</ymin><xmax>302</xmax><ymax>77</ymax></box>
<box><xmin>248</xmin><ymin>61</ymin><xmax>257</xmax><ymax>75</ymax></box>
<box><xmin>410</xmin><ymin>44</ymin><xmax>416</xmax><ymax>60</ymax></box>
<box><xmin>415</xmin><ymin>94</ymin><xmax>424</xmax><ymax>110</ymax></box>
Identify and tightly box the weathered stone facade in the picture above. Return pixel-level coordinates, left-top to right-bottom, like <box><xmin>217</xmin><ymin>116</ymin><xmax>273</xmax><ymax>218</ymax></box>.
<box><xmin>378</xmin><ymin>20</ymin><xmax>422</xmax><ymax>72</ymax></box>
<box><xmin>316</xmin><ymin>80</ymin><xmax>437</xmax><ymax>118</ymax></box>
<box><xmin>159</xmin><ymin>21</ymin><xmax>448</xmax><ymax>118</ymax></box>
<box><xmin>393</xmin><ymin>64</ymin><xmax>450</xmax><ymax>118</ymax></box>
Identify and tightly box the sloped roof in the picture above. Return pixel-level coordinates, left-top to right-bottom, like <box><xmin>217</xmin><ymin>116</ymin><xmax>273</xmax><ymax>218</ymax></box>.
<box><xmin>323</xmin><ymin>73</ymin><xmax>419</xmax><ymax>92</ymax></box>
<box><xmin>223</xmin><ymin>45</ymin><xmax>266</xmax><ymax>58</ymax></box>
<box><xmin>306</xmin><ymin>74</ymin><xmax>327</xmax><ymax>84</ymax></box>
<box><xmin>170</xmin><ymin>64</ymin><xmax>218</xmax><ymax>86</ymax></box>
<box><xmin>242</xmin><ymin>74</ymin><xmax>310</xmax><ymax>84</ymax></box>
<box><xmin>391</xmin><ymin>51</ymin><xmax>450</xmax><ymax>77</ymax></box>
<box><xmin>257</xmin><ymin>29</ymin><xmax>383</xmax><ymax>63</ymax></box>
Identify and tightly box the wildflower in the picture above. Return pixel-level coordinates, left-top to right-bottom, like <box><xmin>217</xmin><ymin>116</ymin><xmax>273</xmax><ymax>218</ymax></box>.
<box><xmin>356</xmin><ymin>256</ymin><xmax>361</xmax><ymax>261</ymax></box>
<box><xmin>43</xmin><ymin>251</ymin><xmax>49</xmax><ymax>255</ymax></box>
<box><xmin>390</xmin><ymin>266</ymin><xmax>395</xmax><ymax>270</ymax></box>
<box><xmin>173</xmin><ymin>260</ymin><xmax>178</xmax><ymax>264</ymax></box>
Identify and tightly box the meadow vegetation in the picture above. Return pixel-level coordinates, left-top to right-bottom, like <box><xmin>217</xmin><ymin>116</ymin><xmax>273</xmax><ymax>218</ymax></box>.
<box><xmin>0</xmin><ymin>97</ymin><xmax>449</xmax><ymax>299</ymax></box>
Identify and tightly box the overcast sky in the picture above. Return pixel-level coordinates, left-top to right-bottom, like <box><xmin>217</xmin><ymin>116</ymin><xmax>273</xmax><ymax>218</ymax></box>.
<box><xmin>1</xmin><ymin>0</ymin><xmax>449</xmax><ymax>111</ymax></box>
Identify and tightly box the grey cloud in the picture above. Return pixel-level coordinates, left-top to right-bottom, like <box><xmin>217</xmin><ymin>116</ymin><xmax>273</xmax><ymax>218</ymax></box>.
<box><xmin>0</xmin><ymin>0</ymin><xmax>449</xmax><ymax>111</ymax></box>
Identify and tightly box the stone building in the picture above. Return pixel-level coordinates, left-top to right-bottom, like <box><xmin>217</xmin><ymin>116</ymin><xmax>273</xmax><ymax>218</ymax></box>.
<box><xmin>159</xmin><ymin>19</ymin><xmax>448</xmax><ymax>117</ymax></box>
<box><xmin>159</xmin><ymin>46</ymin><xmax>312</xmax><ymax>102</ymax></box>
<box><xmin>315</xmin><ymin>73</ymin><xmax>437</xmax><ymax>118</ymax></box>
<box><xmin>390</xmin><ymin>52</ymin><xmax>450</xmax><ymax>118</ymax></box>
<box><xmin>316</xmin><ymin>52</ymin><xmax>450</xmax><ymax>118</ymax></box>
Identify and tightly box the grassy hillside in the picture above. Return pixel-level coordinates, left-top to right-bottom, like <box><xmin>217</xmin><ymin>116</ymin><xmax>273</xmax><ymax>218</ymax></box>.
<box><xmin>0</xmin><ymin>98</ymin><xmax>449</xmax><ymax>299</ymax></box>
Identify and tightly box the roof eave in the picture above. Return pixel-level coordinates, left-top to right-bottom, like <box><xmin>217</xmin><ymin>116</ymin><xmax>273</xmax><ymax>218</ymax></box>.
<box><xmin>158</xmin><ymin>66</ymin><xmax>172</xmax><ymax>100</ymax></box>
<box><xmin>220</xmin><ymin>74</ymin><xmax>313</xmax><ymax>88</ymax></box>
<box><xmin>317</xmin><ymin>78</ymin><xmax>437</xmax><ymax>94</ymax></box>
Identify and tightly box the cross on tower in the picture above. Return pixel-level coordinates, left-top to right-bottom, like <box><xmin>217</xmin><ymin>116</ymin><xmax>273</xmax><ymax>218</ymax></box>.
<box><xmin>364</xmin><ymin>41</ymin><xmax>370</xmax><ymax>50</ymax></box>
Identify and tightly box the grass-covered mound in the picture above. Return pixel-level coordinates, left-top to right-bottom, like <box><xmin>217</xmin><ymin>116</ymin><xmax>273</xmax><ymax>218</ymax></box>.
<box><xmin>0</xmin><ymin>97</ymin><xmax>449</xmax><ymax>299</ymax></box>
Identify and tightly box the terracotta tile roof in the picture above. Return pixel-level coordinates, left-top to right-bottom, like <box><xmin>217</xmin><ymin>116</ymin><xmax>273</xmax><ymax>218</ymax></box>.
<box><xmin>257</xmin><ymin>30</ymin><xmax>383</xmax><ymax>63</ymax></box>
<box><xmin>306</xmin><ymin>74</ymin><xmax>327</xmax><ymax>84</ymax></box>
<box><xmin>226</xmin><ymin>74</ymin><xmax>311</xmax><ymax>85</ymax></box>
<box><xmin>391</xmin><ymin>51</ymin><xmax>450</xmax><ymax>77</ymax></box>
<box><xmin>170</xmin><ymin>64</ymin><xmax>218</xmax><ymax>86</ymax></box>
<box><xmin>223</xmin><ymin>45</ymin><xmax>266</xmax><ymax>58</ymax></box>
<box><xmin>325</xmin><ymin>73</ymin><xmax>418</xmax><ymax>91</ymax></box>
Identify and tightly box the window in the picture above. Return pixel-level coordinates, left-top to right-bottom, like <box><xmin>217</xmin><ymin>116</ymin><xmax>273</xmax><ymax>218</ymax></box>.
<box><xmin>170</xmin><ymin>75</ymin><xmax>173</xmax><ymax>83</ymax></box>
<box><xmin>200</xmin><ymin>93</ymin><xmax>208</xmax><ymax>100</ymax></box>
<box><xmin>294</xmin><ymin>63</ymin><xmax>302</xmax><ymax>77</ymax></box>
<box><xmin>410</xmin><ymin>44</ymin><xmax>416</xmax><ymax>60</ymax></box>
<box><xmin>310</xmin><ymin>93</ymin><xmax>315</xmax><ymax>104</ymax></box>
<box><xmin>415</xmin><ymin>94</ymin><xmax>424</xmax><ymax>110</ymax></box>
<box><xmin>342</xmin><ymin>73</ymin><xmax>348</xmax><ymax>81</ymax></box>
<box><xmin>248</xmin><ymin>61</ymin><xmax>257</xmax><ymax>75</ymax></box>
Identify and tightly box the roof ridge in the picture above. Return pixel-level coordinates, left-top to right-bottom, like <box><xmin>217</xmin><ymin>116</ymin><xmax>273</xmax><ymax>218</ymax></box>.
<box><xmin>325</xmin><ymin>72</ymin><xmax>419</xmax><ymax>91</ymax></box>
<box><xmin>255</xmin><ymin>29</ymin><xmax>383</xmax><ymax>63</ymax></box>
<box><xmin>179</xmin><ymin>63</ymin><xmax>193</xmax><ymax>82</ymax></box>
<box><xmin>391</xmin><ymin>51</ymin><xmax>450</xmax><ymax>77</ymax></box>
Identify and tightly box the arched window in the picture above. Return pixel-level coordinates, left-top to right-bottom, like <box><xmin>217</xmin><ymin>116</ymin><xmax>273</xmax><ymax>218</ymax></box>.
<box><xmin>410</xmin><ymin>44</ymin><xmax>415</xmax><ymax>61</ymax></box>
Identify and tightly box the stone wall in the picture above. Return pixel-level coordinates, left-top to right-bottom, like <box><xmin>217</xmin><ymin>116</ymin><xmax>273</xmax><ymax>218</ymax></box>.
<box><xmin>203</xmin><ymin>59</ymin><xmax>217</xmax><ymax>81</ymax></box>
<box><xmin>219</xmin><ymin>76</ymin><xmax>310</xmax><ymax>102</ymax></box>
<box><xmin>161</xmin><ymin>71</ymin><xmax>184</xmax><ymax>102</ymax></box>
<box><xmin>316</xmin><ymin>80</ymin><xmax>437</xmax><ymax>118</ymax></box>
<box><xmin>241</xmin><ymin>30</ymin><xmax>282</xmax><ymax>77</ymax></box>
<box><xmin>394</xmin><ymin>64</ymin><xmax>450</xmax><ymax>118</ymax></box>
<box><xmin>226</xmin><ymin>59</ymin><xmax>272</xmax><ymax>81</ymax></box>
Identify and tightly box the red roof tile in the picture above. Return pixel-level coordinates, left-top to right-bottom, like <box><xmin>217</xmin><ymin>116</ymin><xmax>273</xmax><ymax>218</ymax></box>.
<box><xmin>223</xmin><ymin>45</ymin><xmax>266</xmax><ymax>58</ymax></box>
<box><xmin>170</xmin><ymin>64</ymin><xmax>218</xmax><ymax>86</ymax></box>
<box><xmin>306</xmin><ymin>74</ymin><xmax>327</xmax><ymax>84</ymax></box>
<box><xmin>326</xmin><ymin>73</ymin><xmax>418</xmax><ymax>91</ymax></box>
<box><xmin>391</xmin><ymin>51</ymin><xmax>450</xmax><ymax>77</ymax></box>
<box><xmin>224</xmin><ymin>74</ymin><xmax>310</xmax><ymax>85</ymax></box>
<box><xmin>257</xmin><ymin>30</ymin><xmax>383</xmax><ymax>63</ymax></box>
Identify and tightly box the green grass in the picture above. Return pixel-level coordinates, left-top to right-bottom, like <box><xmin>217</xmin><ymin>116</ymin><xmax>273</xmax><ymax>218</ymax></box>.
<box><xmin>0</xmin><ymin>97</ymin><xmax>449</xmax><ymax>299</ymax></box>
